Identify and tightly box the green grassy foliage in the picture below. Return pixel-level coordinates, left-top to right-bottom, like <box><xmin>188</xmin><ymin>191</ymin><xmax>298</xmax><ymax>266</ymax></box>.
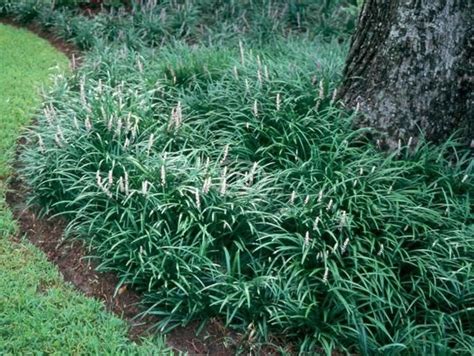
<box><xmin>1</xmin><ymin>1</ymin><xmax>473</xmax><ymax>354</ymax></box>
<box><xmin>0</xmin><ymin>23</ymin><xmax>67</xmax><ymax>176</ymax></box>
<box><xmin>0</xmin><ymin>23</ymin><xmax>67</xmax><ymax>236</ymax></box>
<box><xmin>22</xmin><ymin>36</ymin><xmax>474</xmax><ymax>356</ymax></box>
<box><xmin>1</xmin><ymin>0</ymin><xmax>359</xmax><ymax>48</ymax></box>
<box><xmin>0</xmin><ymin>238</ymin><xmax>169</xmax><ymax>354</ymax></box>
<box><xmin>0</xmin><ymin>23</ymin><xmax>168</xmax><ymax>354</ymax></box>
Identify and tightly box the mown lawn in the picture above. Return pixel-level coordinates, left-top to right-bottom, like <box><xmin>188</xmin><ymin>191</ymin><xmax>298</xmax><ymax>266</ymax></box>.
<box><xmin>0</xmin><ymin>23</ymin><xmax>167</xmax><ymax>354</ymax></box>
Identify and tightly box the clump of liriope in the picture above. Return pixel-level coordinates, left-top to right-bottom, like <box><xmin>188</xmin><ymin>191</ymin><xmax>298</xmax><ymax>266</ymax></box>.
<box><xmin>22</xmin><ymin>39</ymin><xmax>473</xmax><ymax>354</ymax></box>
<box><xmin>1</xmin><ymin>0</ymin><xmax>359</xmax><ymax>49</ymax></box>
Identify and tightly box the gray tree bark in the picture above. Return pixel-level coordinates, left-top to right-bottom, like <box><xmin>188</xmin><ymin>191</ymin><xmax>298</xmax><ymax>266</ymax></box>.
<box><xmin>339</xmin><ymin>0</ymin><xmax>473</xmax><ymax>148</ymax></box>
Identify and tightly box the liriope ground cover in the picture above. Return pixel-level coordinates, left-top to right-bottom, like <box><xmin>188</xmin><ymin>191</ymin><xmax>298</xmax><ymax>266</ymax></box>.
<box><xmin>0</xmin><ymin>23</ymin><xmax>169</xmax><ymax>354</ymax></box>
<box><xmin>0</xmin><ymin>0</ymin><xmax>359</xmax><ymax>49</ymax></box>
<box><xmin>2</xmin><ymin>0</ymin><xmax>473</xmax><ymax>354</ymax></box>
<box><xmin>22</xmin><ymin>43</ymin><xmax>474</xmax><ymax>353</ymax></box>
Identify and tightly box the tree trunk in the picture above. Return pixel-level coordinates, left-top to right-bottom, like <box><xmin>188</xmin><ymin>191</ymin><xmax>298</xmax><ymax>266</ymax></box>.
<box><xmin>339</xmin><ymin>0</ymin><xmax>473</xmax><ymax>148</ymax></box>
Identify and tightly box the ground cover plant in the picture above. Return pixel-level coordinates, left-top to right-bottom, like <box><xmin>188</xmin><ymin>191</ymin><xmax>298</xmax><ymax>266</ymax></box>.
<box><xmin>0</xmin><ymin>23</ymin><xmax>170</xmax><ymax>354</ymax></box>
<box><xmin>0</xmin><ymin>0</ymin><xmax>359</xmax><ymax>48</ymax></box>
<box><xmin>2</xmin><ymin>0</ymin><xmax>473</xmax><ymax>354</ymax></box>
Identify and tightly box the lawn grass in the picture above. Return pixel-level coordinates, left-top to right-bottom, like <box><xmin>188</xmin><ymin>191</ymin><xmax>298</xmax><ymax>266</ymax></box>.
<box><xmin>0</xmin><ymin>23</ymin><xmax>168</xmax><ymax>354</ymax></box>
<box><xmin>0</xmin><ymin>22</ymin><xmax>68</xmax><ymax>236</ymax></box>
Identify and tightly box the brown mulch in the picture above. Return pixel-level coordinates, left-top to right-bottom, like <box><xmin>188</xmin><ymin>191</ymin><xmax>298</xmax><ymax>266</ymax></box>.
<box><xmin>1</xmin><ymin>18</ymin><xmax>248</xmax><ymax>355</ymax></box>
